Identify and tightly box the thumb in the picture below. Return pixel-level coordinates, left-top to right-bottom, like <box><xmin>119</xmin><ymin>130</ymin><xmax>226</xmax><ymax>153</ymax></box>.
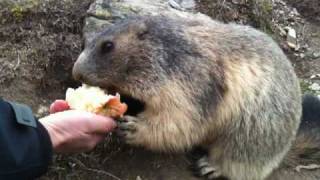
<box><xmin>87</xmin><ymin>114</ymin><xmax>117</xmax><ymax>134</ymax></box>
<box><xmin>50</xmin><ymin>100</ymin><xmax>70</xmax><ymax>114</ymax></box>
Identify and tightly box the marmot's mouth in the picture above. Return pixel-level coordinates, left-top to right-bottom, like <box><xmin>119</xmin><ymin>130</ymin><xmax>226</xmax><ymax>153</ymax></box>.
<box><xmin>107</xmin><ymin>87</ymin><xmax>145</xmax><ymax>116</ymax></box>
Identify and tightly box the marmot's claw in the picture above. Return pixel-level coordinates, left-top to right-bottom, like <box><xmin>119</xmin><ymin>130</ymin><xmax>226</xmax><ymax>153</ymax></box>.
<box><xmin>116</xmin><ymin>116</ymin><xmax>139</xmax><ymax>144</ymax></box>
<box><xmin>190</xmin><ymin>155</ymin><xmax>227</xmax><ymax>180</ymax></box>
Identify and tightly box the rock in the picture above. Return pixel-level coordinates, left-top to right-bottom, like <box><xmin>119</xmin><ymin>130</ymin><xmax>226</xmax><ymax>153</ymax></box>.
<box><xmin>278</xmin><ymin>26</ymin><xmax>287</xmax><ymax>36</ymax></box>
<box><xmin>169</xmin><ymin>0</ymin><xmax>196</xmax><ymax>10</ymax></box>
<box><xmin>312</xmin><ymin>51</ymin><xmax>320</xmax><ymax>59</ymax></box>
<box><xmin>176</xmin><ymin>0</ymin><xmax>195</xmax><ymax>10</ymax></box>
<box><xmin>169</xmin><ymin>0</ymin><xmax>182</xmax><ymax>10</ymax></box>
<box><xmin>84</xmin><ymin>0</ymin><xmax>197</xmax><ymax>39</ymax></box>
<box><xmin>295</xmin><ymin>164</ymin><xmax>320</xmax><ymax>172</ymax></box>
<box><xmin>291</xmin><ymin>8</ymin><xmax>299</xmax><ymax>16</ymax></box>
<box><xmin>310</xmin><ymin>74</ymin><xmax>320</xmax><ymax>79</ymax></box>
<box><xmin>300</xmin><ymin>44</ymin><xmax>309</xmax><ymax>50</ymax></box>
<box><xmin>36</xmin><ymin>105</ymin><xmax>48</xmax><ymax>117</ymax></box>
<box><xmin>231</xmin><ymin>0</ymin><xmax>246</xmax><ymax>5</ymax></box>
<box><xmin>85</xmin><ymin>0</ymin><xmax>166</xmax><ymax>39</ymax></box>
<box><xmin>83</xmin><ymin>0</ymin><xmax>198</xmax><ymax>42</ymax></box>
<box><xmin>279</xmin><ymin>0</ymin><xmax>286</xmax><ymax>6</ymax></box>
<box><xmin>285</xmin><ymin>26</ymin><xmax>297</xmax><ymax>49</ymax></box>
<box><xmin>309</xmin><ymin>83</ymin><xmax>320</xmax><ymax>91</ymax></box>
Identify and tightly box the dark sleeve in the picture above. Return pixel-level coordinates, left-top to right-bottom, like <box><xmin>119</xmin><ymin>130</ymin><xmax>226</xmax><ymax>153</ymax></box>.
<box><xmin>0</xmin><ymin>99</ymin><xmax>52</xmax><ymax>180</ymax></box>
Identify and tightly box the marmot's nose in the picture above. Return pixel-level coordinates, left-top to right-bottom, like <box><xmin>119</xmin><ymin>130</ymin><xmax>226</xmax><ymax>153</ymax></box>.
<box><xmin>72</xmin><ymin>51</ymin><xmax>92</xmax><ymax>82</ymax></box>
<box><xmin>72</xmin><ymin>65</ymin><xmax>83</xmax><ymax>82</ymax></box>
<box><xmin>72</xmin><ymin>59</ymin><xmax>84</xmax><ymax>82</ymax></box>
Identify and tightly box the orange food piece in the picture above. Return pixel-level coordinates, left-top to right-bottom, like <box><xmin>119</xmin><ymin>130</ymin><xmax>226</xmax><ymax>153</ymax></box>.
<box><xmin>95</xmin><ymin>96</ymin><xmax>128</xmax><ymax>118</ymax></box>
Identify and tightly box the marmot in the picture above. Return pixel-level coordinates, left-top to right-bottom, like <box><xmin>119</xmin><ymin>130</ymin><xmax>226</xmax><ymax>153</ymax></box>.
<box><xmin>72</xmin><ymin>12</ymin><xmax>320</xmax><ymax>180</ymax></box>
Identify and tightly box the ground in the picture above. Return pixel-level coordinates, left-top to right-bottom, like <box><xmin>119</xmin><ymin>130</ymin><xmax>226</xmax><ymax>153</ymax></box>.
<box><xmin>0</xmin><ymin>0</ymin><xmax>319</xmax><ymax>180</ymax></box>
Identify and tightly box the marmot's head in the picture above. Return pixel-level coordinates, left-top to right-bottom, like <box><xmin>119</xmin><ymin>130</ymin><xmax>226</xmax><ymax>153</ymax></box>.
<box><xmin>72</xmin><ymin>15</ymin><xmax>200</xmax><ymax>115</ymax></box>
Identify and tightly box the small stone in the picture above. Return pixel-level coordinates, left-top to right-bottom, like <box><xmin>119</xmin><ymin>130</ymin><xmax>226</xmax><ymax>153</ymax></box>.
<box><xmin>36</xmin><ymin>105</ymin><xmax>48</xmax><ymax>117</ymax></box>
<box><xmin>169</xmin><ymin>0</ymin><xmax>182</xmax><ymax>10</ymax></box>
<box><xmin>278</xmin><ymin>26</ymin><xmax>286</xmax><ymax>37</ymax></box>
<box><xmin>278</xmin><ymin>1</ymin><xmax>286</xmax><ymax>6</ymax></box>
<box><xmin>292</xmin><ymin>8</ymin><xmax>299</xmax><ymax>16</ymax></box>
<box><xmin>312</xmin><ymin>52</ymin><xmax>320</xmax><ymax>59</ymax></box>
<box><xmin>306</xmin><ymin>47</ymin><xmax>312</xmax><ymax>52</ymax></box>
<box><xmin>179</xmin><ymin>0</ymin><xmax>195</xmax><ymax>9</ymax></box>
<box><xmin>289</xmin><ymin>8</ymin><xmax>298</xmax><ymax>18</ymax></box>
<box><xmin>285</xmin><ymin>27</ymin><xmax>297</xmax><ymax>49</ymax></box>
<box><xmin>310</xmin><ymin>74</ymin><xmax>320</xmax><ymax>79</ymax></box>
<box><xmin>300</xmin><ymin>44</ymin><xmax>309</xmax><ymax>50</ymax></box>
<box><xmin>136</xmin><ymin>176</ymin><xmax>142</xmax><ymax>180</ymax></box>
<box><xmin>309</xmin><ymin>83</ymin><xmax>320</xmax><ymax>91</ymax></box>
<box><xmin>299</xmin><ymin>53</ymin><xmax>305</xmax><ymax>58</ymax></box>
<box><xmin>295</xmin><ymin>164</ymin><xmax>320</xmax><ymax>172</ymax></box>
<box><xmin>168</xmin><ymin>0</ymin><xmax>195</xmax><ymax>10</ymax></box>
<box><xmin>231</xmin><ymin>0</ymin><xmax>246</xmax><ymax>4</ymax></box>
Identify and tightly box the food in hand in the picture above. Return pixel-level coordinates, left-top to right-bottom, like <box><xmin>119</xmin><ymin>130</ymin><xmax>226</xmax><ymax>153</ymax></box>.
<box><xmin>65</xmin><ymin>84</ymin><xmax>127</xmax><ymax>118</ymax></box>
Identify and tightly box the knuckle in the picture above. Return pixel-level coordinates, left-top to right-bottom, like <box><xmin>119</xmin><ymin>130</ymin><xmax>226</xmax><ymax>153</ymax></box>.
<box><xmin>87</xmin><ymin>141</ymin><xmax>98</xmax><ymax>150</ymax></box>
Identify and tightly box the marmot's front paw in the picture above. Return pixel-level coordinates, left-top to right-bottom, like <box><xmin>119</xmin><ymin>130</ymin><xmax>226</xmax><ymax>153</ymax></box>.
<box><xmin>116</xmin><ymin>115</ymin><xmax>140</xmax><ymax>145</ymax></box>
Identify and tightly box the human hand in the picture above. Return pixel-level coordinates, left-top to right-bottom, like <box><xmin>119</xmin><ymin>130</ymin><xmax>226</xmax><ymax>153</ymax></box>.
<box><xmin>39</xmin><ymin>100</ymin><xmax>116</xmax><ymax>153</ymax></box>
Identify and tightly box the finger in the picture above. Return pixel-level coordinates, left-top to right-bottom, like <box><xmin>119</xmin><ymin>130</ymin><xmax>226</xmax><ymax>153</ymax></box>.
<box><xmin>84</xmin><ymin>134</ymin><xmax>106</xmax><ymax>151</ymax></box>
<box><xmin>55</xmin><ymin>134</ymin><xmax>105</xmax><ymax>153</ymax></box>
<box><xmin>87</xmin><ymin>114</ymin><xmax>117</xmax><ymax>134</ymax></box>
<box><xmin>50</xmin><ymin>100</ymin><xmax>70</xmax><ymax>114</ymax></box>
<box><xmin>91</xmin><ymin>134</ymin><xmax>106</xmax><ymax>144</ymax></box>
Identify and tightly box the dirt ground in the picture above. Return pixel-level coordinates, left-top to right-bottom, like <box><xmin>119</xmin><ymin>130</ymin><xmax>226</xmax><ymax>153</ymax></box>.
<box><xmin>0</xmin><ymin>0</ymin><xmax>319</xmax><ymax>180</ymax></box>
<box><xmin>286</xmin><ymin>0</ymin><xmax>320</xmax><ymax>78</ymax></box>
<box><xmin>0</xmin><ymin>0</ymin><xmax>89</xmax><ymax>112</ymax></box>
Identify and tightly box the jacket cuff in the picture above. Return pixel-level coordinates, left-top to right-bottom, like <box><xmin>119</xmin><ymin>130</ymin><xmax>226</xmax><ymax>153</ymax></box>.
<box><xmin>35</xmin><ymin>120</ymin><xmax>53</xmax><ymax>174</ymax></box>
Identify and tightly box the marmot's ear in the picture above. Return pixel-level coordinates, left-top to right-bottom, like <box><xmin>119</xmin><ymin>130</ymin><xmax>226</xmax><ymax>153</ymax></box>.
<box><xmin>134</xmin><ymin>20</ymin><xmax>149</xmax><ymax>40</ymax></box>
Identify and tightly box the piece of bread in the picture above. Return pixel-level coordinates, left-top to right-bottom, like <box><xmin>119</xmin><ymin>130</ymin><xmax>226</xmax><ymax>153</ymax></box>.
<box><xmin>65</xmin><ymin>84</ymin><xmax>127</xmax><ymax>118</ymax></box>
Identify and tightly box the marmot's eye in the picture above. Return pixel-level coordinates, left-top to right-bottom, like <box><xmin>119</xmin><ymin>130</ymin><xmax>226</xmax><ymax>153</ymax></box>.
<box><xmin>101</xmin><ymin>41</ymin><xmax>114</xmax><ymax>53</ymax></box>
